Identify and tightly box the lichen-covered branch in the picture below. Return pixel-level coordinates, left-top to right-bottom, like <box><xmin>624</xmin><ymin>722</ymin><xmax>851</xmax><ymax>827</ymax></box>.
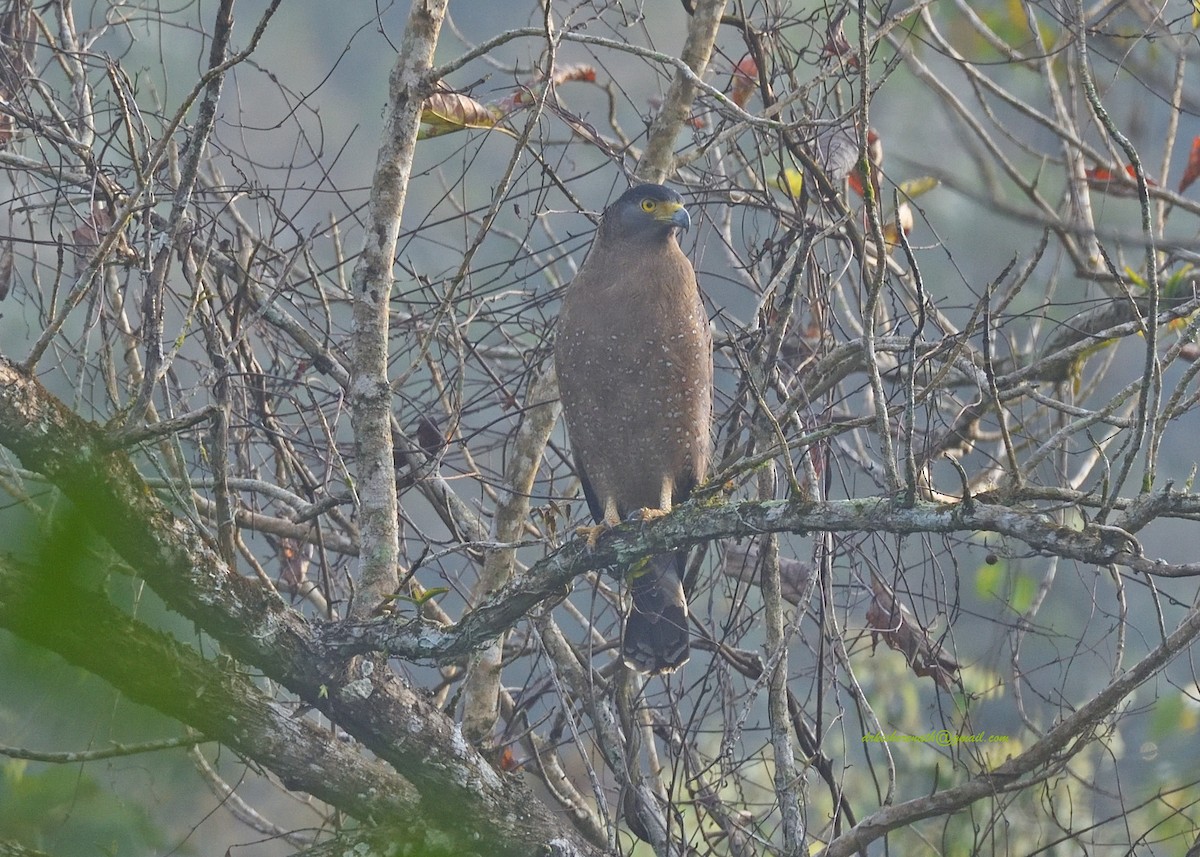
<box><xmin>0</xmin><ymin>356</ymin><xmax>600</xmax><ymax>857</ymax></box>
<box><xmin>0</xmin><ymin>552</ymin><xmax>422</xmax><ymax>827</ymax></box>
<box><xmin>317</xmin><ymin>486</ymin><xmax>1200</xmax><ymax>662</ymax></box>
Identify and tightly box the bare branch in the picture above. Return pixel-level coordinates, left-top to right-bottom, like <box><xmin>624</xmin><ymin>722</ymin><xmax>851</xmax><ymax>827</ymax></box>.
<box><xmin>348</xmin><ymin>0</ymin><xmax>449</xmax><ymax>616</ymax></box>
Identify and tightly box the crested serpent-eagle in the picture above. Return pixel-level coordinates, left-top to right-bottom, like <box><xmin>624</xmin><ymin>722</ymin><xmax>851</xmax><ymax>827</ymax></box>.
<box><xmin>555</xmin><ymin>184</ymin><xmax>713</xmax><ymax>674</ymax></box>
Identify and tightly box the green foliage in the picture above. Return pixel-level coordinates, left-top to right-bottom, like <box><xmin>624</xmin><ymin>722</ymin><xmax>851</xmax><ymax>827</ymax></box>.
<box><xmin>1148</xmin><ymin>691</ymin><xmax>1199</xmax><ymax>744</ymax></box>
<box><xmin>1125</xmin><ymin>263</ymin><xmax>1194</xmax><ymax>301</ymax></box>
<box><xmin>0</xmin><ymin>760</ymin><xmax>165</xmax><ymax>855</ymax></box>
<box><xmin>975</xmin><ymin>558</ymin><xmax>1036</xmax><ymax>614</ymax></box>
<box><xmin>941</xmin><ymin>0</ymin><xmax>1061</xmax><ymax>61</ymax></box>
<box><xmin>0</xmin><ymin>498</ymin><xmax>183</xmax><ymax>856</ymax></box>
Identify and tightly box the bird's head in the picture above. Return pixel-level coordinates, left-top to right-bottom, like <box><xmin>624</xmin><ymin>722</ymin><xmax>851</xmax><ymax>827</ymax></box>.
<box><xmin>600</xmin><ymin>184</ymin><xmax>691</xmax><ymax>244</ymax></box>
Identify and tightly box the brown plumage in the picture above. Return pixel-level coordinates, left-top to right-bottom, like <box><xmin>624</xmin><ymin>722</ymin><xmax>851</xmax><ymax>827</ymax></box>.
<box><xmin>555</xmin><ymin>184</ymin><xmax>712</xmax><ymax>674</ymax></box>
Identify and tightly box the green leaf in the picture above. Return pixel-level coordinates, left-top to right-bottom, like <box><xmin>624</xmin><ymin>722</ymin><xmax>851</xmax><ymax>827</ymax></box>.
<box><xmin>975</xmin><ymin>559</ymin><xmax>1003</xmax><ymax>599</ymax></box>
<box><xmin>411</xmin><ymin>587</ymin><xmax>450</xmax><ymax>605</ymax></box>
<box><xmin>897</xmin><ymin>176</ymin><xmax>939</xmax><ymax>199</ymax></box>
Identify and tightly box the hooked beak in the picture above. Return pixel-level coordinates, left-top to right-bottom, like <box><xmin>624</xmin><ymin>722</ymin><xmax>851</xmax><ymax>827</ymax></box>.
<box><xmin>657</xmin><ymin>201</ymin><xmax>691</xmax><ymax>232</ymax></box>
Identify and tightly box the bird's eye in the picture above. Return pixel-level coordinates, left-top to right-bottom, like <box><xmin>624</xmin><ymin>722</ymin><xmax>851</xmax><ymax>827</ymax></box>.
<box><xmin>640</xmin><ymin>199</ymin><xmax>656</xmax><ymax>212</ymax></box>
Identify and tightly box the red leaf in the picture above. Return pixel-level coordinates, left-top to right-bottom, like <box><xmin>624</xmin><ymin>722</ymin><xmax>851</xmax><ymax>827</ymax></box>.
<box><xmin>730</xmin><ymin>55</ymin><xmax>757</xmax><ymax>109</ymax></box>
<box><xmin>845</xmin><ymin>128</ymin><xmax>881</xmax><ymax>198</ymax></box>
<box><xmin>1085</xmin><ymin>164</ymin><xmax>1158</xmax><ymax>197</ymax></box>
<box><xmin>498</xmin><ymin>746</ymin><xmax>524</xmax><ymax>772</ymax></box>
<box><xmin>71</xmin><ymin>203</ymin><xmax>112</xmax><ymax>272</ymax></box>
<box><xmin>554</xmin><ymin>63</ymin><xmax>596</xmax><ymax>86</ymax></box>
<box><xmin>496</xmin><ymin>63</ymin><xmax>598</xmax><ymax>112</ymax></box>
<box><xmin>1180</xmin><ymin>137</ymin><xmax>1200</xmax><ymax>192</ymax></box>
<box><xmin>820</xmin><ymin>8</ymin><xmax>858</xmax><ymax>67</ymax></box>
<box><xmin>277</xmin><ymin>537</ymin><xmax>310</xmax><ymax>592</ymax></box>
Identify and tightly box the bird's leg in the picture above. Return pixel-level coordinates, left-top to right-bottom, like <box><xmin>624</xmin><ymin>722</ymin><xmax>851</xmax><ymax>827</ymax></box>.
<box><xmin>632</xmin><ymin>478</ymin><xmax>674</xmax><ymax>523</ymax></box>
<box><xmin>576</xmin><ymin>496</ymin><xmax>621</xmax><ymax>549</ymax></box>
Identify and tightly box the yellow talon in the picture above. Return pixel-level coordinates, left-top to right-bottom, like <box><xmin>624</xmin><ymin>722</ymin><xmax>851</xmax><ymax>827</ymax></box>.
<box><xmin>634</xmin><ymin>507</ymin><xmax>669</xmax><ymax>523</ymax></box>
<box><xmin>576</xmin><ymin>522</ymin><xmax>610</xmax><ymax>550</ymax></box>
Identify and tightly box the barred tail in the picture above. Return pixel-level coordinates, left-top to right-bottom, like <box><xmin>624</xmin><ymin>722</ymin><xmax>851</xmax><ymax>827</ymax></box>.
<box><xmin>622</xmin><ymin>552</ymin><xmax>690</xmax><ymax>674</ymax></box>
